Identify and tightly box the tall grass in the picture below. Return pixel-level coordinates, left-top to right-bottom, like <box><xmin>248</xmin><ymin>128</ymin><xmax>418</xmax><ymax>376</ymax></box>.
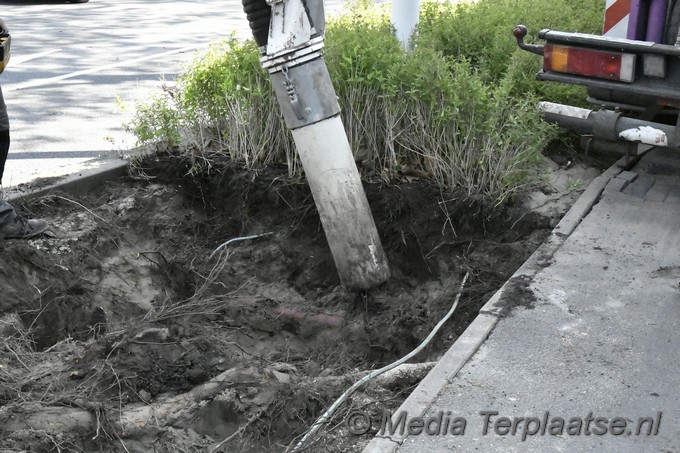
<box><xmin>128</xmin><ymin>0</ymin><xmax>603</xmax><ymax>204</ymax></box>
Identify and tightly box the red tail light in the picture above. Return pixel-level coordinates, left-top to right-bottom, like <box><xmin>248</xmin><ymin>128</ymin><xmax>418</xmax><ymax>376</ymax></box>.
<box><xmin>544</xmin><ymin>44</ymin><xmax>636</xmax><ymax>83</ymax></box>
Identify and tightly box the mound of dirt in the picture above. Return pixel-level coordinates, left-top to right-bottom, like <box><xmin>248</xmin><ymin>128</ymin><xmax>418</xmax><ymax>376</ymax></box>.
<box><xmin>0</xmin><ymin>152</ymin><xmax>556</xmax><ymax>452</ymax></box>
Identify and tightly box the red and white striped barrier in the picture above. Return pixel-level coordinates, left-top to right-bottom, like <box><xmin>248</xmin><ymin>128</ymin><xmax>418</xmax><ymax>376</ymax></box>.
<box><xmin>603</xmin><ymin>0</ymin><xmax>632</xmax><ymax>38</ymax></box>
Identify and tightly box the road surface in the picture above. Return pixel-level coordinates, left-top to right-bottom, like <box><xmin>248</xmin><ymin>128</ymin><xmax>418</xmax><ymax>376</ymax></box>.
<box><xmin>0</xmin><ymin>0</ymin><xmax>351</xmax><ymax>187</ymax></box>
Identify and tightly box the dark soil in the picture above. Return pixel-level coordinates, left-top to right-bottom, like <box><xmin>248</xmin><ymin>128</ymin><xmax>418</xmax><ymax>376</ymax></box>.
<box><xmin>0</xmin><ymin>151</ymin><xmax>552</xmax><ymax>452</ymax></box>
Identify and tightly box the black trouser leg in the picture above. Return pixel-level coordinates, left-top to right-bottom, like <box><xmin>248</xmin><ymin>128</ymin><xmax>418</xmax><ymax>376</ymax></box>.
<box><xmin>0</xmin><ymin>129</ymin><xmax>8</xmax><ymax>185</ymax></box>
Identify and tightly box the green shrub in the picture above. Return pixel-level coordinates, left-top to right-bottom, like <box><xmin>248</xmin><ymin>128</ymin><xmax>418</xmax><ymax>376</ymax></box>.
<box><xmin>416</xmin><ymin>0</ymin><xmax>604</xmax><ymax>104</ymax></box>
<box><xmin>129</xmin><ymin>0</ymin><xmax>603</xmax><ymax>203</ymax></box>
<box><xmin>128</xmin><ymin>93</ymin><xmax>182</xmax><ymax>147</ymax></box>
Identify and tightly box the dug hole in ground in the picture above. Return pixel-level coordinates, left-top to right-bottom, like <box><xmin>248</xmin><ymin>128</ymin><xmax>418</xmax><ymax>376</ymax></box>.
<box><xmin>0</xmin><ymin>146</ymin><xmax>605</xmax><ymax>452</ymax></box>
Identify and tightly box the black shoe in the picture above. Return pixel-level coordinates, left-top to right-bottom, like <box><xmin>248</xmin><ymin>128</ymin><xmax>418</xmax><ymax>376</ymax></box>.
<box><xmin>0</xmin><ymin>216</ymin><xmax>49</xmax><ymax>239</ymax></box>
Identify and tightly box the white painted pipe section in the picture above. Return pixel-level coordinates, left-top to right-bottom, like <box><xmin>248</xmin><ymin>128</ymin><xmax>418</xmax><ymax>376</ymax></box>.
<box><xmin>619</xmin><ymin>126</ymin><xmax>669</xmax><ymax>147</ymax></box>
<box><xmin>291</xmin><ymin>115</ymin><xmax>390</xmax><ymax>290</ymax></box>
<box><xmin>538</xmin><ymin>101</ymin><xmax>592</xmax><ymax>119</ymax></box>
<box><xmin>391</xmin><ymin>0</ymin><xmax>421</xmax><ymax>51</ymax></box>
<box><xmin>255</xmin><ymin>0</ymin><xmax>391</xmax><ymax>289</ymax></box>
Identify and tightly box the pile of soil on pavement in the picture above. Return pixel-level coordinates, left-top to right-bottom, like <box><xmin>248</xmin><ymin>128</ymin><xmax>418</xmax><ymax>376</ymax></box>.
<box><xmin>0</xmin><ymin>151</ymin><xmax>554</xmax><ymax>452</ymax></box>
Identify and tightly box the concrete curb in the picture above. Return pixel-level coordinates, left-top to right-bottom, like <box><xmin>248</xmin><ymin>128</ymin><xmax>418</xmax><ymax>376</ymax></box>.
<box><xmin>361</xmin><ymin>153</ymin><xmax>644</xmax><ymax>453</ymax></box>
<box><xmin>5</xmin><ymin>158</ymin><xmax>128</xmax><ymax>204</ymax></box>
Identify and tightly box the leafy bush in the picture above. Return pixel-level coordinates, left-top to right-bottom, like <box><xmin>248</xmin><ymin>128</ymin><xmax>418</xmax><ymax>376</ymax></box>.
<box><xmin>128</xmin><ymin>0</ymin><xmax>603</xmax><ymax>203</ymax></box>
<box><xmin>128</xmin><ymin>93</ymin><xmax>182</xmax><ymax>146</ymax></box>
<box><xmin>416</xmin><ymin>0</ymin><xmax>603</xmax><ymax>105</ymax></box>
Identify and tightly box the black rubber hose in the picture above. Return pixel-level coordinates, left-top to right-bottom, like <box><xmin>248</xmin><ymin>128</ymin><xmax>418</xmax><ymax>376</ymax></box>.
<box><xmin>242</xmin><ymin>0</ymin><xmax>271</xmax><ymax>48</ymax></box>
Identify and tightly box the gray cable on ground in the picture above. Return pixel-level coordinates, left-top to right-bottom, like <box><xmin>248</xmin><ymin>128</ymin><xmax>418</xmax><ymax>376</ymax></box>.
<box><xmin>289</xmin><ymin>271</ymin><xmax>470</xmax><ymax>453</ymax></box>
<box><xmin>209</xmin><ymin>232</ymin><xmax>274</xmax><ymax>260</ymax></box>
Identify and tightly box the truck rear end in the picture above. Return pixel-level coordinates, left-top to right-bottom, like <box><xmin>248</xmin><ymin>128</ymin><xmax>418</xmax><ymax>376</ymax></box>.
<box><xmin>515</xmin><ymin>0</ymin><xmax>680</xmax><ymax>150</ymax></box>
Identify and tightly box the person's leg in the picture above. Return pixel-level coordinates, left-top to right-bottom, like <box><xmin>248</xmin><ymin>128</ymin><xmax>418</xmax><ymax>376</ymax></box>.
<box><xmin>0</xmin><ymin>130</ymin><xmax>45</xmax><ymax>238</ymax></box>
<box><xmin>0</xmin><ymin>143</ymin><xmax>16</xmax><ymax>231</ymax></box>
<box><xmin>0</xmin><ymin>148</ymin><xmax>48</xmax><ymax>237</ymax></box>
<box><xmin>0</xmin><ymin>132</ymin><xmax>20</xmax><ymax>232</ymax></box>
<box><xmin>0</xmin><ymin>86</ymin><xmax>48</xmax><ymax>239</ymax></box>
<box><xmin>0</xmin><ymin>84</ymin><xmax>9</xmax><ymax>183</ymax></box>
<box><xmin>0</xmin><ymin>85</ymin><xmax>15</xmax><ymax>229</ymax></box>
<box><xmin>0</xmin><ymin>128</ymin><xmax>8</xmax><ymax>185</ymax></box>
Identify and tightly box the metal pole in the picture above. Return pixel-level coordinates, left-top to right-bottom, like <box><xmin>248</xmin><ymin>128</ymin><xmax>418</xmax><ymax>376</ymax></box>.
<box><xmin>241</xmin><ymin>0</ymin><xmax>391</xmax><ymax>290</ymax></box>
<box><xmin>391</xmin><ymin>0</ymin><xmax>421</xmax><ymax>51</ymax></box>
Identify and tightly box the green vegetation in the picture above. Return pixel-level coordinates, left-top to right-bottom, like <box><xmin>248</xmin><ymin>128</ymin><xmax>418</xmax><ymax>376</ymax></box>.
<box><xmin>128</xmin><ymin>0</ymin><xmax>604</xmax><ymax>204</ymax></box>
<box><xmin>416</xmin><ymin>0</ymin><xmax>602</xmax><ymax>104</ymax></box>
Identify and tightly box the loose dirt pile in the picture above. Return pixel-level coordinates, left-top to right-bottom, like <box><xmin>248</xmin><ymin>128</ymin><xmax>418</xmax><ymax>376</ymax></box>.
<box><xmin>0</xmin><ymin>151</ymin><xmax>566</xmax><ymax>452</ymax></box>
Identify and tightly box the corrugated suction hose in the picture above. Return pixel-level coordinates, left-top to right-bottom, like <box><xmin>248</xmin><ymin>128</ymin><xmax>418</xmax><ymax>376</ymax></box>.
<box><xmin>242</xmin><ymin>0</ymin><xmax>271</xmax><ymax>48</ymax></box>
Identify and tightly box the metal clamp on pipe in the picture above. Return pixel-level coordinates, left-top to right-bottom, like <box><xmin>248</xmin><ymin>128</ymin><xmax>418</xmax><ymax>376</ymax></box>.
<box><xmin>258</xmin><ymin>0</ymin><xmax>339</xmax><ymax>130</ymax></box>
<box><xmin>241</xmin><ymin>0</ymin><xmax>391</xmax><ymax>290</ymax></box>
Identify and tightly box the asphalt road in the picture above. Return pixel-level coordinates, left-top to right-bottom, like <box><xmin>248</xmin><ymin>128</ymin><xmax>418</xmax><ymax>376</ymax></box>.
<box><xmin>0</xmin><ymin>0</ymin><xmax>350</xmax><ymax>187</ymax></box>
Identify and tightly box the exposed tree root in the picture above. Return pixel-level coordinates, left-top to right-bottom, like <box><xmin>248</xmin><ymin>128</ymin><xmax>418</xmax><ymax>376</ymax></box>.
<box><xmin>0</xmin><ymin>362</ymin><xmax>435</xmax><ymax>444</ymax></box>
<box><xmin>1</xmin><ymin>365</ymin><xmax>263</xmax><ymax>436</ymax></box>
